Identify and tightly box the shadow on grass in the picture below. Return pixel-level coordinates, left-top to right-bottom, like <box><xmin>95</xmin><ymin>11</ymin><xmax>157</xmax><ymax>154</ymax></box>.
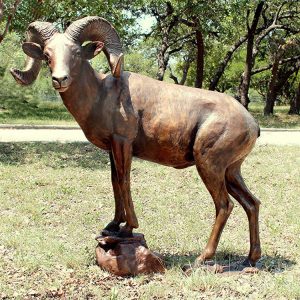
<box><xmin>0</xmin><ymin>142</ymin><xmax>110</xmax><ymax>170</ymax></box>
<box><xmin>163</xmin><ymin>251</ymin><xmax>296</xmax><ymax>274</ymax></box>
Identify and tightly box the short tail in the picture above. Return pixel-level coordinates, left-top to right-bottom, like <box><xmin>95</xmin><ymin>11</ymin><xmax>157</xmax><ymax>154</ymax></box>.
<box><xmin>257</xmin><ymin>126</ymin><xmax>260</xmax><ymax>138</ymax></box>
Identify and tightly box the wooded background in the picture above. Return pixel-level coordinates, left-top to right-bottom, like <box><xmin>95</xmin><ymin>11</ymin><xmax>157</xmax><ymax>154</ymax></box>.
<box><xmin>0</xmin><ymin>0</ymin><xmax>299</xmax><ymax>115</ymax></box>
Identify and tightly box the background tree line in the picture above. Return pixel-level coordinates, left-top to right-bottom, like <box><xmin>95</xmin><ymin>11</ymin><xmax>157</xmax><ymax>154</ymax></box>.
<box><xmin>0</xmin><ymin>0</ymin><xmax>299</xmax><ymax>115</ymax></box>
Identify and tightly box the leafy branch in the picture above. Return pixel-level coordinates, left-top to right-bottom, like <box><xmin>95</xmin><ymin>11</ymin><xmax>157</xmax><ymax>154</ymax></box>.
<box><xmin>0</xmin><ymin>0</ymin><xmax>21</xmax><ymax>43</ymax></box>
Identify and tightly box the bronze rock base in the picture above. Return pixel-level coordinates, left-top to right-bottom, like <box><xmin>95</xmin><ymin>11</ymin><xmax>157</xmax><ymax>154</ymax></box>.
<box><xmin>95</xmin><ymin>233</ymin><xmax>165</xmax><ymax>276</ymax></box>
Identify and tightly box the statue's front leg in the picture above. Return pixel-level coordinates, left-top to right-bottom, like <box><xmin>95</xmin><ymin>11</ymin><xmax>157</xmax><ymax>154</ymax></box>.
<box><xmin>109</xmin><ymin>134</ymin><xmax>138</xmax><ymax>237</ymax></box>
<box><xmin>103</xmin><ymin>152</ymin><xmax>126</xmax><ymax>235</ymax></box>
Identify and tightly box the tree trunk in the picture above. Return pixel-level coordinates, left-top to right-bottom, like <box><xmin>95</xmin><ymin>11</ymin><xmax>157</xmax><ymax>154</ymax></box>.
<box><xmin>289</xmin><ymin>81</ymin><xmax>300</xmax><ymax>115</ymax></box>
<box><xmin>264</xmin><ymin>56</ymin><xmax>280</xmax><ymax>115</ymax></box>
<box><xmin>154</xmin><ymin>6</ymin><xmax>179</xmax><ymax>81</ymax></box>
<box><xmin>156</xmin><ymin>53</ymin><xmax>168</xmax><ymax>81</ymax></box>
<box><xmin>238</xmin><ymin>1</ymin><xmax>265</xmax><ymax>109</ymax></box>
<box><xmin>156</xmin><ymin>33</ymin><xmax>169</xmax><ymax>81</ymax></box>
<box><xmin>264</xmin><ymin>63</ymin><xmax>300</xmax><ymax>115</ymax></box>
<box><xmin>169</xmin><ymin>58</ymin><xmax>191</xmax><ymax>85</ymax></box>
<box><xmin>194</xmin><ymin>30</ymin><xmax>204</xmax><ymax>88</ymax></box>
<box><xmin>179</xmin><ymin>17</ymin><xmax>204</xmax><ymax>88</ymax></box>
<box><xmin>169</xmin><ymin>67</ymin><xmax>179</xmax><ymax>84</ymax></box>
<box><xmin>179</xmin><ymin>59</ymin><xmax>191</xmax><ymax>85</ymax></box>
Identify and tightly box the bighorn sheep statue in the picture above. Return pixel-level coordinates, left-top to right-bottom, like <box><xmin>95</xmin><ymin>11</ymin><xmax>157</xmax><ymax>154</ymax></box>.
<box><xmin>11</xmin><ymin>17</ymin><xmax>261</xmax><ymax>267</ymax></box>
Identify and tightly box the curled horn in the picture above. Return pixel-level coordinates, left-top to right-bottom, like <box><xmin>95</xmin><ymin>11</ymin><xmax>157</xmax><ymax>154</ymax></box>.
<box><xmin>10</xmin><ymin>22</ymin><xmax>58</xmax><ymax>85</ymax></box>
<box><xmin>65</xmin><ymin>16</ymin><xmax>124</xmax><ymax>78</ymax></box>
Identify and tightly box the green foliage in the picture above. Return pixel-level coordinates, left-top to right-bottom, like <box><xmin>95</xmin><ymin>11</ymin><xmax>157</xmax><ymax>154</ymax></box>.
<box><xmin>0</xmin><ymin>30</ymin><xmax>70</xmax><ymax>124</ymax></box>
<box><xmin>124</xmin><ymin>50</ymin><xmax>157</xmax><ymax>77</ymax></box>
<box><xmin>0</xmin><ymin>31</ymin><xmax>58</xmax><ymax>100</ymax></box>
<box><xmin>1</xmin><ymin>0</ymin><xmax>299</xmax><ymax>119</ymax></box>
<box><xmin>7</xmin><ymin>0</ymin><xmax>138</xmax><ymax>45</ymax></box>
<box><xmin>219</xmin><ymin>49</ymin><xmax>247</xmax><ymax>93</ymax></box>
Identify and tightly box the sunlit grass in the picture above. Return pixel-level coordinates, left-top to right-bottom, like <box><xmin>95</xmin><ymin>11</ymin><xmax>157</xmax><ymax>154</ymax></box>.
<box><xmin>249</xmin><ymin>102</ymin><xmax>300</xmax><ymax>129</ymax></box>
<box><xmin>0</xmin><ymin>97</ymin><xmax>75</xmax><ymax>125</ymax></box>
<box><xmin>0</xmin><ymin>143</ymin><xmax>299</xmax><ymax>299</ymax></box>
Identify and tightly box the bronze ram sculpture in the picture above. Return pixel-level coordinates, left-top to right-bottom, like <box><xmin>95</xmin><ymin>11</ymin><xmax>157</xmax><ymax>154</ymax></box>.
<box><xmin>11</xmin><ymin>17</ymin><xmax>261</xmax><ymax>267</ymax></box>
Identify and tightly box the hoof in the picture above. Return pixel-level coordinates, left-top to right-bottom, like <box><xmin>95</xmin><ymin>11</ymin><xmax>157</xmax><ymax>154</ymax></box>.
<box><xmin>243</xmin><ymin>258</ymin><xmax>256</xmax><ymax>267</ymax></box>
<box><xmin>183</xmin><ymin>260</ymin><xmax>224</xmax><ymax>275</ymax></box>
<box><xmin>101</xmin><ymin>221</ymin><xmax>121</xmax><ymax>237</ymax></box>
<box><xmin>247</xmin><ymin>246</ymin><xmax>261</xmax><ymax>266</ymax></box>
<box><xmin>117</xmin><ymin>226</ymin><xmax>133</xmax><ymax>238</ymax></box>
<box><xmin>194</xmin><ymin>257</ymin><xmax>205</xmax><ymax>268</ymax></box>
<box><xmin>182</xmin><ymin>263</ymin><xmax>193</xmax><ymax>275</ymax></box>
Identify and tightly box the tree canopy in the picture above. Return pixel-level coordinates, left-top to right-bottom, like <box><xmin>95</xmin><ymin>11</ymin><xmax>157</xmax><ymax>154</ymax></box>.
<box><xmin>0</xmin><ymin>0</ymin><xmax>299</xmax><ymax>115</ymax></box>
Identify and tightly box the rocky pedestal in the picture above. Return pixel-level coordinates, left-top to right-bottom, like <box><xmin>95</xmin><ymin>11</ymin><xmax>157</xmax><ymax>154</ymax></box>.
<box><xmin>95</xmin><ymin>233</ymin><xmax>165</xmax><ymax>276</ymax></box>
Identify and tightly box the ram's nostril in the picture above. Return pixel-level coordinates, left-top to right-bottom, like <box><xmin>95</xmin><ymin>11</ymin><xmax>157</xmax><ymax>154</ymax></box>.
<box><xmin>52</xmin><ymin>75</ymin><xmax>69</xmax><ymax>84</ymax></box>
<box><xmin>52</xmin><ymin>76</ymin><xmax>60</xmax><ymax>83</ymax></box>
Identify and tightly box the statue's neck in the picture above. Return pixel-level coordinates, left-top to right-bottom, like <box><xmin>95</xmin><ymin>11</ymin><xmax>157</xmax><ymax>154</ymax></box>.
<box><xmin>59</xmin><ymin>62</ymin><xmax>103</xmax><ymax>125</ymax></box>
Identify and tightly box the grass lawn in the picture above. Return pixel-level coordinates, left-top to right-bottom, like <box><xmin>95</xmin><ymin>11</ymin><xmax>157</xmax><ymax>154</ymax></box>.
<box><xmin>0</xmin><ymin>97</ymin><xmax>300</xmax><ymax>129</ymax></box>
<box><xmin>249</xmin><ymin>102</ymin><xmax>300</xmax><ymax>129</ymax></box>
<box><xmin>0</xmin><ymin>98</ymin><xmax>75</xmax><ymax>125</ymax></box>
<box><xmin>0</xmin><ymin>143</ymin><xmax>299</xmax><ymax>299</ymax></box>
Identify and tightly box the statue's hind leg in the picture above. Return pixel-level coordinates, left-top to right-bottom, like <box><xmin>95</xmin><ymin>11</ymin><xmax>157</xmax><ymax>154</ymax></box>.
<box><xmin>193</xmin><ymin>157</ymin><xmax>234</xmax><ymax>264</ymax></box>
<box><xmin>225</xmin><ymin>159</ymin><xmax>261</xmax><ymax>266</ymax></box>
<box><xmin>192</xmin><ymin>123</ymin><xmax>235</xmax><ymax>265</ymax></box>
<box><xmin>195</xmin><ymin>169</ymin><xmax>234</xmax><ymax>264</ymax></box>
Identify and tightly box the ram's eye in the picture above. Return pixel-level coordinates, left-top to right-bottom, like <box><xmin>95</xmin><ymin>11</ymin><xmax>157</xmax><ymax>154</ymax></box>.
<box><xmin>44</xmin><ymin>53</ymin><xmax>51</xmax><ymax>65</ymax></box>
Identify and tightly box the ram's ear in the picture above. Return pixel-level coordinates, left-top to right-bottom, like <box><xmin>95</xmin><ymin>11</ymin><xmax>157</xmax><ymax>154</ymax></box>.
<box><xmin>82</xmin><ymin>41</ymin><xmax>104</xmax><ymax>60</ymax></box>
<box><xmin>22</xmin><ymin>42</ymin><xmax>44</xmax><ymax>60</ymax></box>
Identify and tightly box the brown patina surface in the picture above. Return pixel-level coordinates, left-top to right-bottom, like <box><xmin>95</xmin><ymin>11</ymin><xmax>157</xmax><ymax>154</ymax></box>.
<box><xmin>11</xmin><ymin>16</ymin><xmax>261</xmax><ymax>270</ymax></box>
<box><xmin>95</xmin><ymin>233</ymin><xmax>165</xmax><ymax>276</ymax></box>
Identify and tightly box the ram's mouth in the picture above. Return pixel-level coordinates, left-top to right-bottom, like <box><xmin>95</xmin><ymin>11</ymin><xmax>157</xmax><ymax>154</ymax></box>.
<box><xmin>55</xmin><ymin>86</ymin><xmax>69</xmax><ymax>93</ymax></box>
<box><xmin>52</xmin><ymin>77</ymin><xmax>72</xmax><ymax>93</ymax></box>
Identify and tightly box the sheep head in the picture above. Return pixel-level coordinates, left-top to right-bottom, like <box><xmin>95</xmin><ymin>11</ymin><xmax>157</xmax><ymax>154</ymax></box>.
<box><xmin>11</xmin><ymin>16</ymin><xmax>124</xmax><ymax>92</ymax></box>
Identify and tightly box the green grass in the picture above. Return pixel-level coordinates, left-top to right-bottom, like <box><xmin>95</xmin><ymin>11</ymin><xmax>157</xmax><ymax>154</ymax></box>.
<box><xmin>0</xmin><ymin>143</ymin><xmax>299</xmax><ymax>299</ymax></box>
<box><xmin>0</xmin><ymin>97</ymin><xmax>75</xmax><ymax>125</ymax></box>
<box><xmin>0</xmin><ymin>96</ymin><xmax>300</xmax><ymax>128</ymax></box>
<box><xmin>249</xmin><ymin>102</ymin><xmax>300</xmax><ymax>129</ymax></box>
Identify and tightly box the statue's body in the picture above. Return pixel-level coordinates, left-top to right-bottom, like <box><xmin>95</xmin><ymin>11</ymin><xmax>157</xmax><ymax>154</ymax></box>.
<box><xmin>11</xmin><ymin>16</ymin><xmax>261</xmax><ymax>269</ymax></box>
